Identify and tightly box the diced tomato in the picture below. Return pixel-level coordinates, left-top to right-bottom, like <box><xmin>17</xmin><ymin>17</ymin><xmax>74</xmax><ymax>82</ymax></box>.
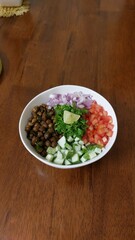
<box><xmin>82</xmin><ymin>102</ymin><xmax>114</xmax><ymax>147</ymax></box>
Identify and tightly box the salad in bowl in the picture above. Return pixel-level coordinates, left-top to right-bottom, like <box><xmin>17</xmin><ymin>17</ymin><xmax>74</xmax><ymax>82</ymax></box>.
<box><xmin>19</xmin><ymin>85</ymin><xmax>118</xmax><ymax>169</ymax></box>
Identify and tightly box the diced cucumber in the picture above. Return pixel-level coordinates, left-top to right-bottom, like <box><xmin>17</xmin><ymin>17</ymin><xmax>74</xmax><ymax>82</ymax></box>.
<box><xmin>55</xmin><ymin>145</ymin><xmax>61</xmax><ymax>151</ymax></box>
<box><xmin>56</xmin><ymin>151</ymin><xmax>63</xmax><ymax>159</ymax></box>
<box><xmin>80</xmin><ymin>156</ymin><xmax>87</xmax><ymax>163</ymax></box>
<box><xmin>74</xmin><ymin>144</ymin><xmax>81</xmax><ymax>152</ymax></box>
<box><xmin>53</xmin><ymin>150</ymin><xmax>65</xmax><ymax>165</ymax></box>
<box><xmin>66</xmin><ymin>150</ymin><xmax>75</xmax><ymax>159</ymax></box>
<box><xmin>65</xmin><ymin>142</ymin><xmax>72</xmax><ymax>150</ymax></box>
<box><xmin>74</xmin><ymin>137</ymin><xmax>80</xmax><ymax>142</ymax></box>
<box><xmin>78</xmin><ymin>150</ymin><xmax>83</xmax><ymax>156</ymax></box>
<box><xmin>65</xmin><ymin>160</ymin><xmax>71</xmax><ymax>165</ymax></box>
<box><xmin>61</xmin><ymin>149</ymin><xmax>68</xmax><ymax>157</ymax></box>
<box><xmin>95</xmin><ymin>147</ymin><xmax>102</xmax><ymax>154</ymax></box>
<box><xmin>53</xmin><ymin>153</ymin><xmax>57</xmax><ymax>158</ymax></box>
<box><xmin>67</xmin><ymin>136</ymin><xmax>74</xmax><ymax>142</ymax></box>
<box><xmin>71</xmin><ymin>153</ymin><xmax>79</xmax><ymax>163</ymax></box>
<box><xmin>82</xmin><ymin>152</ymin><xmax>90</xmax><ymax>160</ymax></box>
<box><xmin>89</xmin><ymin>151</ymin><xmax>97</xmax><ymax>159</ymax></box>
<box><xmin>46</xmin><ymin>154</ymin><xmax>54</xmax><ymax>162</ymax></box>
<box><xmin>54</xmin><ymin>158</ymin><xmax>64</xmax><ymax>165</ymax></box>
<box><xmin>58</xmin><ymin>136</ymin><xmax>66</xmax><ymax>148</ymax></box>
<box><xmin>45</xmin><ymin>134</ymin><xmax>102</xmax><ymax>165</ymax></box>
<box><xmin>82</xmin><ymin>147</ymin><xmax>87</xmax><ymax>154</ymax></box>
<box><xmin>47</xmin><ymin>146</ymin><xmax>56</xmax><ymax>154</ymax></box>
<box><xmin>78</xmin><ymin>140</ymin><xmax>84</xmax><ymax>145</ymax></box>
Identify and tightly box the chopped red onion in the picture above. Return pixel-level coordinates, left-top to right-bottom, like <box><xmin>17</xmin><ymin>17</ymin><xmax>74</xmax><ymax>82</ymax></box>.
<box><xmin>47</xmin><ymin>92</ymin><xmax>93</xmax><ymax>109</ymax></box>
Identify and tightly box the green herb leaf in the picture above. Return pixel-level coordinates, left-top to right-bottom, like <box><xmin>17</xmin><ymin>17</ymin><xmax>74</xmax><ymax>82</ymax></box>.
<box><xmin>54</xmin><ymin>104</ymin><xmax>87</xmax><ymax>138</ymax></box>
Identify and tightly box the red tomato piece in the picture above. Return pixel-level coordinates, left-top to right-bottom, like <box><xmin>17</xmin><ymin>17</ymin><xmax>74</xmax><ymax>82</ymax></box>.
<box><xmin>82</xmin><ymin>102</ymin><xmax>114</xmax><ymax>147</ymax></box>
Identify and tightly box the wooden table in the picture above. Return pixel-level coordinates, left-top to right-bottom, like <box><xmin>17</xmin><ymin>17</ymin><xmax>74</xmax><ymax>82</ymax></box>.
<box><xmin>0</xmin><ymin>0</ymin><xmax>135</xmax><ymax>239</ymax></box>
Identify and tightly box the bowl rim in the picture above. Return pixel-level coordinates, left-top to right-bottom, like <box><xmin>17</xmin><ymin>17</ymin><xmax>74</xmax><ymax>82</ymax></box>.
<box><xmin>19</xmin><ymin>85</ymin><xmax>118</xmax><ymax>169</ymax></box>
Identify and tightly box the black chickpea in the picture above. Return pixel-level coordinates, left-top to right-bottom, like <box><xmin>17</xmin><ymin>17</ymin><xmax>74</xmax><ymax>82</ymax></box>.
<box><xmin>37</xmin><ymin>132</ymin><xmax>43</xmax><ymax>137</ymax></box>
<box><xmin>46</xmin><ymin>119</ymin><xmax>51</xmax><ymax>125</ymax></box>
<box><xmin>25</xmin><ymin>104</ymin><xmax>61</xmax><ymax>157</ymax></box>
<box><xmin>31</xmin><ymin>136</ymin><xmax>38</xmax><ymax>145</ymax></box>
<box><xmin>51</xmin><ymin>141</ymin><xmax>57</xmax><ymax>148</ymax></box>
<box><xmin>48</xmin><ymin>128</ymin><xmax>54</xmax><ymax>134</ymax></box>
<box><xmin>42</xmin><ymin>112</ymin><xmax>46</xmax><ymax>121</ymax></box>
<box><xmin>44</xmin><ymin>132</ymin><xmax>50</xmax><ymax>139</ymax></box>
<box><xmin>50</xmin><ymin>136</ymin><xmax>56</xmax><ymax>142</ymax></box>
<box><xmin>32</xmin><ymin>106</ymin><xmax>38</xmax><ymax>113</ymax></box>
<box><xmin>45</xmin><ymin>140</ymin><xmax>51</xmax><ymax>147</ymax></box>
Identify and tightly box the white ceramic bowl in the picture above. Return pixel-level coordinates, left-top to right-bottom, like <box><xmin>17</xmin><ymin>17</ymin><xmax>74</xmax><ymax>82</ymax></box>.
<box><xmin>19</xmin><ymin>85</ymin><xmax>118</xmax><ymax>169</ymax></box>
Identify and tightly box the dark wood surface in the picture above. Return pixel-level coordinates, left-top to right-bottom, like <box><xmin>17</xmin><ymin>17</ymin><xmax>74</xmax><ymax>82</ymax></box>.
<box><xmin>0</xmin><ymin>0</ymin><xmax>135</xmax><ymax>239</ymax></box>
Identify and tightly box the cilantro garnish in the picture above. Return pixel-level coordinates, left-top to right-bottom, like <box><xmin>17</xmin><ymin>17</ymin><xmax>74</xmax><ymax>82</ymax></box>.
<box><xmin>54</xmin><ymin>104</ymin><xmax>87</xmax><ymax>138</ymax></box>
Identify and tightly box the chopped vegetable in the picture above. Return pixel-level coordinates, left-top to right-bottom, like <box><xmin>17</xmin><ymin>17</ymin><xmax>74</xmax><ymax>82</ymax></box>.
<box><xmin>47</xmin><ymin>92</ymin><xmax>93</xmax><ymax>109</ymax></box>
<box><xmin>82</xmin><ymin>101</ymin><xmax>114</xmax><ymax>147</ymax></box>
<box><xmin>45</xmin><ymin>135</ymin><xmax>102</xmax><ymax>165</ymax></box>
<box><xmin>57</xmin><ymin>136</ymin><xmax>66</xmax><ymax>148</ymax></box>
<box><xmin>54</xmin><ymin>104</ymin><xmax>87</xmax><ymax>138</ymax></box>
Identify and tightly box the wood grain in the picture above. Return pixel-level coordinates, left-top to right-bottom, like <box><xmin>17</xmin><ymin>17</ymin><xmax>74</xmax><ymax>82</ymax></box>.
<box><xmin>0</xmin><ymin>0</ymin><xmax>135</xmax><ymax>239</ymax></box>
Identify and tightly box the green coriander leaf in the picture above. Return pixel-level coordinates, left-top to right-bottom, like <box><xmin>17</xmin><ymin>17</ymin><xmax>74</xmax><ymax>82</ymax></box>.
<box><xmin>54</xmin><ymin>104</ymin><xmax>87</xmax><ymax>138</ymax></box>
